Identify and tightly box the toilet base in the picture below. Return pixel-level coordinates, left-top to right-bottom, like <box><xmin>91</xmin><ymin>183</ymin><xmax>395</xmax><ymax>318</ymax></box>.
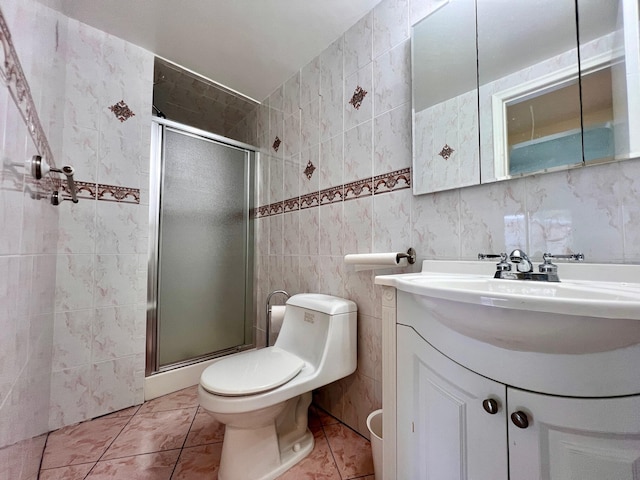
<box><xmin>215</xmin><ymin>392</ymin><xmax>315</xmax><ymax>480</ymax></box>
<box><xmin>218</xmin><ymin>425</ymin><xmax>314</xmax><ymax>480</ymax></box>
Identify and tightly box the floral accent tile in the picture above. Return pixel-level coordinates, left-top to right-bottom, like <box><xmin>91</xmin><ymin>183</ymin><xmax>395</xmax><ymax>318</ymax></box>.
<box><xmin>108</xmin><ymin>100</ymin><xmax>136</xmax><ymax>122</ymax></box>
<box><xmin>438</xmin><ymin>144</ymin><xmax>455</xmax><ymax>160</ymax></box>
<box><xmin>272</xmin><ymin>135</ymin><xmax>281</xmax><ymax>152</ymax></box>
<box><xmin>349</xmin><ymin>85</ymin><xmax>368</xmax><ymax>110</ymax></box>
<box><xmin>304</xmin><ymin>160</ymin><xmax>316</xmax><ymax>180</ymax></box>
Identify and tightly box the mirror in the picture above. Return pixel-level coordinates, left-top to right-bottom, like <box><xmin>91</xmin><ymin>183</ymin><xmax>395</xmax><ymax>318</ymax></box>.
<box><xmin>412</xmin><ymin>0</ymin><xmax>640</xmax><ymax>195</ymax></box>
<box><xmin>412</xmin><ymin>0</ymin><xmax>479</xmax><ymax>193</ymax></box>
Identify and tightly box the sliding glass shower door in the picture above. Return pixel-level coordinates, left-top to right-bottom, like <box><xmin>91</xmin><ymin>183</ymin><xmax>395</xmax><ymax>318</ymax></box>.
<box><xmin>147</xmin><ymin>120</ymin><xmax>255</xmax><ymax>373</ymax></box>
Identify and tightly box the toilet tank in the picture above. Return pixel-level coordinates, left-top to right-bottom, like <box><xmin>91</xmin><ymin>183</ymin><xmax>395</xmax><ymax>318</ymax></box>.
<box><xmin>275</xmin><ymin>294</ymin><xmax>357</xmax><ymax>380</ymax></box>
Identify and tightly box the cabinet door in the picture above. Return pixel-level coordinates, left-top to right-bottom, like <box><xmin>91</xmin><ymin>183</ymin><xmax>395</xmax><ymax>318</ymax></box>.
<box><xmin>397</xmin><ymin>325</ymin><xmax>508</xmax><ymax>480</ymax></box>
<box><xmin>508</xmin><ymin>388</ymin><xmax>640</xmax><ymax>480</ymax></box>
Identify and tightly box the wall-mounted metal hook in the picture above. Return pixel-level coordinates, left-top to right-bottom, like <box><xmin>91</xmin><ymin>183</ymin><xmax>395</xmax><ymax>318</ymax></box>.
<box><xmin>27</xmin><ymin>155</ymin><xmax>79</xmax><ymax>204</ymax></box>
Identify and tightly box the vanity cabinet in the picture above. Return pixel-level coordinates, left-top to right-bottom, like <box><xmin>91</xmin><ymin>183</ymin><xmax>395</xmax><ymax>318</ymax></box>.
<box><xmin>397</xmin><ymin>324</ymin><xmax>640</xmax><ymax>480</ymax></box>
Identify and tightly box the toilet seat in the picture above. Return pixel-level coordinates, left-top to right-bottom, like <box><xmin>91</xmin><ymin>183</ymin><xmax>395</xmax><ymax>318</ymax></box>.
<box><xmin>201</xmin><ymin>347</ymin><xmax>305</xmax><ymax>396</ymax></box>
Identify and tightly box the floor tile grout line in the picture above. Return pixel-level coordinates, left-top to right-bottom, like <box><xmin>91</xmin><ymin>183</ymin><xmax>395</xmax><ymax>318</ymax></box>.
<box><xmin>36</xmin><ymin>432</ymin><xmax>50</xmax><ymax>480</ymax></box>
<box><xmin>320</xmin><ymin>423</ymin><xmax>345</xmax><ymax>480</ymax></box>
<box><xmin>84</xmin><ymin>408</ymin><xmax>141</xmax><ymax>476</ymax></box>
<box><xmin>169</xmin><ymin>405</ymin><xmax>201</xmax><ymax>479</ymax></box>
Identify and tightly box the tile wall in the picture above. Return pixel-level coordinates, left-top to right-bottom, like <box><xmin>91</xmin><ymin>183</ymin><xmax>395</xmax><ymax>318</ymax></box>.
<box><xmin>0</xmin><ymin>1</ymin><xmax>64</xmax><ymax>478</ymax></box>
<box><xmin>50</xmin><ymin>16</ymin><xmax>153</xmax><ymax>429</ymax></box>
<box><xmin>238</xmin><ymin>0</ymin><xmax>640</xmax><ymax>439</ymax></box>
<box><xmin>1</xmin><ymin>1</ymin><xmax>153</xmax><ymax>477</ymax></box>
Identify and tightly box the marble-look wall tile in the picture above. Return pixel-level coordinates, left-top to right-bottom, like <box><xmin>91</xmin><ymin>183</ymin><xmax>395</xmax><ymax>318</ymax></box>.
<box><xmin>90</xmin><ymin>354</ymin><xmax>144</xmax><ymax>418</ymax></box>
<box><xmin>343</xmin><ymin>196</ymin><xmax>373</xmax><ymax>255</ymax></box>
<box><xmin>301</xmin><ymin>57</ymin><xmax>321</xmax><ymax>107</ymax></box>
<box><xmin>283</xmin><ymin>111</ymin><xmax>301</xmax><ymax>158</ymax></box>
<box><xmin>316</xmin><ymin>256</ymin><xmax>346</xmax><ymax>298</ymax></box>
<box><xmin>373</xmin><ymin>189</ymin><xmax>411</xmax><ymax>252</ymax></box>
<box><xmin>344</xmin><ymin>121</ymin><xmax>373</xmax><ymax>183</ymax></box>
<box><xmin>301</xmin><ymin>99</ymin><xmax>321</xmax><ymax>152</ymax></box>
<box><xmin>94</xmin><ymin>255</ymin><xmax>140</xmax><ymax>307</ymax></box>
<box><xmin>356</xmin><ymin>314</ymin><xmax>381</xmax><ymax>382</ymax></box>
<box><xmin>282</xmin><ymin>255</ymin><xmax>301</xmax><ymax>296</ymax></box>
<box><xmin>57</xmin><ymin>202</ymin><xmax>97</xmax><ymax>254</ymax></box>
<box><xmin>92</xmin><ymin>305</ymin><xmax>145</xmax><ymax>362</ymax></box>
<box><xmin>459</xmin><ymin>179</ymin><xmax>527</xmax><ymax>258</ymax></box>
<box><xmin>412</xmin><ymin>188</ymin><xmax>461</xmax><ymax>260</ymax></box>
<box><xmin>299</xmin><ymin>255</ymin><xmax>320</xmax><ymax>294</ymax></box>
<box><xmin>320</xmin><ymin>134</ymin><xmax>344</xmax><ymax>190</ymax></box>
<box><xmin>526</xmin><ymin>164</ymin><xmax>623</xmax><ymax>262</ymax></box>
<box><xmin>373</xmin><ymin>40</ymin><xmax>410</xmax><ymax>116</ymax></box>
<box><xmin>373</xmin><ymin>0</ymin><xmax>409</xmax><ymax>57</ymax></box>
<box><xmin>299</xmin><ymin>207</ymin><xmax>320</xmax><ymax>256</ymax></box>
<box><xmin>283</xmin><ymin>211</ymin><xmax>300</xmax><ymax>256</ymax></box>
<box><xmin>283</xmin><ymin>72</ymin><xmax>300</xmax><ymax>116</ymax></box>
<box><xmin>344</xmin><ymin>13</ymin><xmax>373</xmax><ymax>78</ymax></box>
<box><xmin>373</xmin><ymin>102</ymin><xmax>411</xmax><ymax>175</ymax></box>
<box><xmin>95</xmin><ymin>202</ymin><xmax>146</xmax><ymax>254</ymax></box>
<box><xmin>269</xmin><ymin>213</ymin><xmax>283</xmax><ymax>255</ymax></box>
<box><xmin>319</xmin><ymin>203</ymin><xmax>344</xmax><ymax>256</ymax></box>
<box><xmin>320</xmin><ymin>38</ymin><xmax>344</xmax><ymax>96</ymax></box>
<box><xmin>55</xmin><ymin>255</ymin><xmax>94</xmax><ymax>312</ymax></box>
<box><xmin>49</xmin><ymin>366</ymin><xmax>92</xmax><ymax>430</ymax></box>
<box><xmin>52</xmin><ymin>310</ymin><xmax>93</xmax><ymax>370</ymax></box>
<box><xmin>345</xmin><ymin>64</ymin><xmax>373</xmax><ymax>131</ymax></box>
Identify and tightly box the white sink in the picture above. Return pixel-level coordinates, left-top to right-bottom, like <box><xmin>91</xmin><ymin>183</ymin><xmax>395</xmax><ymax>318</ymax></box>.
<box><xmin>377</xmin><ymin>262</ymin><xmax>640</xmax><ymax>354</ymax></box>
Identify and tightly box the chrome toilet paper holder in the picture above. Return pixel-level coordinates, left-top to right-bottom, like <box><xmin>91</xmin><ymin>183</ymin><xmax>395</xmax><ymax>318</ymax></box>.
<box><xmin>265</xmin><ymin>290</ymin><xmax>290</xmax><ymax>347</ymax></box>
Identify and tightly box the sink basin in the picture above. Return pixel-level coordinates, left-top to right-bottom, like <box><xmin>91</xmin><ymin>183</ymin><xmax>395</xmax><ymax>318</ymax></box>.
<box><xmin>377</xmin><ymin>266</ymin><xmax>640</xmax><ymax>354</ymax></box>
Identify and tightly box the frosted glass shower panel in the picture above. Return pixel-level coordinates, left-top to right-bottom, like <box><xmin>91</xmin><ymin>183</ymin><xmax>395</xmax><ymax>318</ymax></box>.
<box><xmin>158</xmin><ymin>129</ymin><xmax>248</xmax><ymax>367</ymax></box>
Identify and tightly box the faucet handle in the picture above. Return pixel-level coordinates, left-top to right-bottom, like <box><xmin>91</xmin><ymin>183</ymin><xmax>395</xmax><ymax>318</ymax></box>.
<box><xmin>539</xmin><ymin>253</ymin><xmax>585</xmax><ymax>273</ymax></box>
<box><xmin>478</xmin><ymin>252</ymin><xmax>506</xmax><ymax>260</ymax></box>
<box><xmin>478</xmin><ymin>253</ymin><xmax>511</xmax><ymax>271</ymax></box>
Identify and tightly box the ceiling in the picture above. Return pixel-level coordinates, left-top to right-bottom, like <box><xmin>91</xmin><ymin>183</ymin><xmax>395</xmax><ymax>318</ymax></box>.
<box><xmin>48</xmin><ymin>0</ymin><xmax>383</xmax><ymax>102</ymax></box>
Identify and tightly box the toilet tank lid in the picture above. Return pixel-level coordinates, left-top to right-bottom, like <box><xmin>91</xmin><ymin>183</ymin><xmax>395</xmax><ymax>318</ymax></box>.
<box><xmin>286</xmin><ymin>294</ymin><xmax>357</xmax><ymax>315</ymax></box>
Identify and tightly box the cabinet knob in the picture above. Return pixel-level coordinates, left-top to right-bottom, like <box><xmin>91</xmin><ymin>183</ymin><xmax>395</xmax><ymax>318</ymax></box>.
<box><xmin>482</xmin><ymin>398</ymin><xmax>499</xmax><ymax>415</ymax></box>
<box><xmin>510</xmin><ymin>411</ymin><xmax>529</xmax><ymax>429</ymax></box>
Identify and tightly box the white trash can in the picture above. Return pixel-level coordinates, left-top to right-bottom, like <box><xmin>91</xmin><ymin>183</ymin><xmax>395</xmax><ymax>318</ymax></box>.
<box><xmin>367</xmin><ymin>409</ymin><xmax>383</xmax><ymax>480</ymax></box>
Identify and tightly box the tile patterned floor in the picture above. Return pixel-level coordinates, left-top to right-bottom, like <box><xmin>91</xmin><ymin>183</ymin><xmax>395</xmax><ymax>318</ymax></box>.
<box><xmin>39</xmin><ymin>386</ymin><xmax>375</xmax><ymax>479</ymax></box>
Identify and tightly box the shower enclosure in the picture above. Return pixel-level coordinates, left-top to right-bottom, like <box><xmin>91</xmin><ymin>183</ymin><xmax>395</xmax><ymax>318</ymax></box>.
<box><xmin>146</xmin><ymin>118</ymin><xmax>255</xmax><ymax>375</ymax></box>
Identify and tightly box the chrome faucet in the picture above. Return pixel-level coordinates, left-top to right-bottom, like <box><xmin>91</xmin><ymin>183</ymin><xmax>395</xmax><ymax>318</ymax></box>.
<box><xmin>509</xmin><ymin>249</ymin><xmax>533</xmax><ymax>273</ymax></box>
<box><xmin>478</xmin><ymin>250</ymin><xmax>584</xmax><ymax>282</ymax></box>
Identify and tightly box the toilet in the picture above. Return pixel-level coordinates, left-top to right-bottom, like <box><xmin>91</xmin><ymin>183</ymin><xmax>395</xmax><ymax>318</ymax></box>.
<box><xmin>198</xmin><ymin>293</ymin><xmax>357</xmax><ymax>480</ymax></box>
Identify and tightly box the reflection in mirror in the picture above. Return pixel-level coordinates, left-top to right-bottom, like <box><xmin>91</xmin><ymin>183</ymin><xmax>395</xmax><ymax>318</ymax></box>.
<box><xmin>578</xmin><ymin>0</ymin><xmax>640</xmax><ymax>165</ymax></box>
<box><xmin>478</xmin><ymin>0</ymin><xmax>581</xmax><ymax>182</ymax></box>
<box><xmin>412</xmin><ymin>0</ymin><xmax>479</xmax><ymax>194</ymax></box>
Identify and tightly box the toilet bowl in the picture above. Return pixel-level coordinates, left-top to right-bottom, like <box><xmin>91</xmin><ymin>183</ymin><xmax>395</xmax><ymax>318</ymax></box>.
<box><xmin>199</xmin><ymin>293</ymin><xmax>357</xmax><ymax>480</ymax></box>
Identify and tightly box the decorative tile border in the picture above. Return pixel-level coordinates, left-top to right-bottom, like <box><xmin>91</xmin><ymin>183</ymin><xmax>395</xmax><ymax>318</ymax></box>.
<box><xmin>56</xmin><ymin>179</ymin><xmax>141</xmax><ymax>204</ymax></box>
<box><xmin>255</xmin><ymin>167</ymin><xmax>411</xmax><ymax>218</ymax></box>
<box><xmin>373</xmin><ymin>167</ymin><xmax>411</xmax><ymax>195</ymax></box>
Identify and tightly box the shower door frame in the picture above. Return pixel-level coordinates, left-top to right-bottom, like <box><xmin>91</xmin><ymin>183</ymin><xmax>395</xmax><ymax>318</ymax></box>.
<box><xmin>146</xmin><ymin>117</ymin><xmax>257</xmax><ymax>376</ymax></box>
